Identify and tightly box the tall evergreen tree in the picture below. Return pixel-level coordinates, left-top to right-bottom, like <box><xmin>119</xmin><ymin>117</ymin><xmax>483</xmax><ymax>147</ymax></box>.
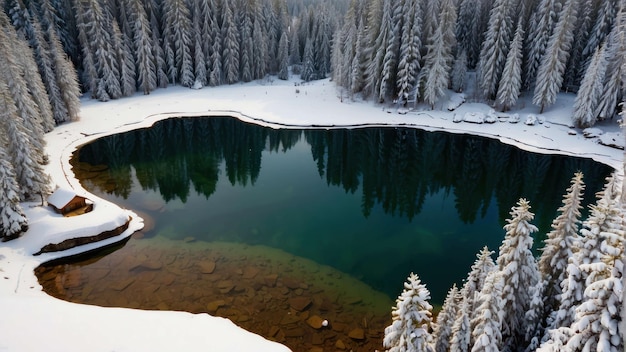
<box><xmin>127</xmin><ymin>0</ymin><xmax>157</xmax><ymax>94</ymax></box>
<box><xmin>0</xmin><ymin>137</ymin><xmax>28</xmax><ymax>240</ymax></box>
<box><xmin>301</xmin><ymin>37</ymin><xmax>315</xmax><ymax>81</ymax></box>
<box><xmin>538</xmin><ymin>172</ymin><xmax>585</xmax><ymax>316</ymax></box>
<box><xmin>496</xmin><ymin>198</ymin><xmax>540</xmax><ymax>351</ymax></box>
<box><xmin>496</xmin><ymin>19</ymin><xmax>524</xmax><ymax>111</ymax></box>
<box><xmin>596</xmin><ymin>5</ymin><xmax>626</xmax><ymax>121</ymax></box>
<box><xmin>478</xmin><ymin>0</ymin><xmax>519</xmax><ymax>100</ymax></box>
<box><xmin>572</xmin><ymin>44</ymin><xmax>607</xmax><ymax>128</ymax></box>
<box><xmin>396</xmin><ymin>0</ymin><xmax>422</xmax><ymax>105</ymax></box>
<box><xmin>432</xmin><ymin>284</ymin><xmax>460</xmax><ymax>352</ymax></box>
<box><xmin>221</xmin><ymin>0</ymin><xmax>240</xmax><ymax>84</ymax></box>
<box><xmin>523</xmin><ymin>0</ymin><xmax>562</xmax><ymax>90</ymax></box>
<box><xmin>533</xmin><ymin>0</ymin><xmax>579</xmax><ymax>113</ymax></box>
<box><xmin>423</xmin><ymin>0</ymin><xmax>457</xmax><ymax>108</ymax></box>
<box><xmin>162</xmin><ymin>0</ymin><xmax>194</xmax><ymax>87</ymax></box>
<box><xmin>470</xmin><ymin>271</ymin><xmax>505</xmax><ymax>352</ymax></box>
<box><xmin>277</xmin><ymin>31</ymin><xmax>289</xmax><ymax>80</ymax></box>
<box><xmin>383</xmin><ymin>272</ymin><xmax>435</xmax><ymax>352</ymax></box>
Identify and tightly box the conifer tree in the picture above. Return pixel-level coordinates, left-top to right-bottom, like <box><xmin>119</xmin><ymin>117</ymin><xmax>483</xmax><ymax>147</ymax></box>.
<box><xmin>533</xmin><ymin>0</ymin><xmax>579</xmax><ymax>113</ymax></box>
<box><xmin>420</xmin><ymin>0</ymin><xmax>457</xmax><ymax>108</ymax></box>
<box><xmin>523</xmin><ymin>0</ymin><xmax>561</xmax><ymax>90</ymax></box>
<box><xmin>496</xmin><ymin>19</ymin><xmax>524</xmax><ymax>112</ymax></box>
<box><xmin>538</xmin><ymin>172</ymin><xmax>585</xmax><ymax>316</ymax></box>
<box><xmin>470</xmin><ymin>271</ymin><xmax>504</xmax><ymax>352</ymax></box>
<box><xmin>449</xmin><ymin>297</ymin><xmax>471</xmax><ymax>352</ymax></box>
<box><xmin>432</xmin><ymin>284</ymin><xmax>460</xmax><ymax>352</ymax></box>
<box><xmin>581</xmin><ymin>0</ymin><xmax>618</xmax><ymax>63</ymax></box>
<box><xmin>396</xmin><ymin>0</ymin><xmax>422</xmax><ymax>105</ymax></box>
<box><xmin>0</xmin><ymin>139</ymin><xmax>28</xmax><ymax>240</ymax></box>
<box><xmin>253</xmin><ymin>17</ymin><xmax>268</xmax><ymax>79</ymax></box>
<box><xmin>596</xmin><ymin>5</ymin><xmax>626</xmax><ymax>121</ymax></box>
<box><xmin>191</xmin><ymin>0</ymin><xmax>206</xmax><ymax>86</ymax></box>
<box><xmin>565</xmin><ymin>180</ymin><xmax>623</xmax><ymax>351</ymax></box>
<box><xmin>572</xmin><ymin>44</ymin><xmax>607</xmax><ymax>128</ymax></box>
<box><xmin>383</xmin><ymin>272</ymin><xmax>435</xmax><ymax>352</ymax></box>
<box><xmin>478</xmin><ymin>0</ymin><xmax>518</xmax><ymax>100</ymax></box>
<box><xmin>496</xmin><ymin>198</ymin><xmax>540</xmax><ymax>350</ymax></box>
<box><xmin>277</xmin><ymin>31</ymin><xmax>289</xmax><ymax>80</ymax></box>
<box><xmin>162</xmin><ymin>0</ymin><xmax>194</xmax><ymax>87</ymax></box>
<box><xmin>208</xmin><ymin>1</ymin><xmax>222</xmax><ymax>87</ymax></box>
<box><xmin>301</xmin><ymin>37</ymin><xmax>315</xmax><ymax>81</ymax></box>
<box><xmin>127</xmin><ymin>0</ymin><xmax>157</xmax><ymax>94</ymax></box>
<box><xmin>112</xmin><ymin>19</ymin><xmax>137</xmax><ymax>97</ymax></box>
<box><xmin>377</xmin><ymin>0</ymin><xmax>400</xmax><ymax>102</ymax></box>
<box><xmin>221</xmin><ymin>0</ymin><xmax>240</xmax><ymax>84</ymax></box>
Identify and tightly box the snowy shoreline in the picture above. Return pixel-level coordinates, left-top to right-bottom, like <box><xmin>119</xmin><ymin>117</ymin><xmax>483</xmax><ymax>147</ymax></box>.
<box><xmin>0</xmin><ymin>78</ymin><xmax>623</xmax><ymax>351</ymax></box>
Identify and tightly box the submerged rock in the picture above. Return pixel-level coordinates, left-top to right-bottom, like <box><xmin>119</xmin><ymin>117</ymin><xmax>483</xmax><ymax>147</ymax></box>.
<box><xmin>289</xmin><ymin>296</ymin><xmax>312</xmax><ymax>311</ymax></box>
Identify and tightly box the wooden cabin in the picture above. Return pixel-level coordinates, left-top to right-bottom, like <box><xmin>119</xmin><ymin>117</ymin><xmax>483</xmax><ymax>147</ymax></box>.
<box><xmin>48</xmin><ymin>188</ymin><xmax>92</xmax><ymax>216</ymax></box>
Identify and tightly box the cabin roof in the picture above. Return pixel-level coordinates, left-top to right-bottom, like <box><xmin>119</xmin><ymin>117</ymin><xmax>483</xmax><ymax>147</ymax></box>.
<box><xmin>48</xmin><ymin>188</ymin><xmax>85</xmax><ymax>208</ymax></box>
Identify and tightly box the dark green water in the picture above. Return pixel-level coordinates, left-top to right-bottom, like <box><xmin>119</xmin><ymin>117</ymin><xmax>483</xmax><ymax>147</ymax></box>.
<box><xmin>72</xmin><ymin>116</ymin><xmax>612</xmax><ymax>302</ymax></box>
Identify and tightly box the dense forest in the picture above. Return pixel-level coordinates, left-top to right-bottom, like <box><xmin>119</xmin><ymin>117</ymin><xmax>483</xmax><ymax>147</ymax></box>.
<box><xmin>0</xmin><ymin>0</ymin><xmax>624</xmax><ymax>350</ymax></box>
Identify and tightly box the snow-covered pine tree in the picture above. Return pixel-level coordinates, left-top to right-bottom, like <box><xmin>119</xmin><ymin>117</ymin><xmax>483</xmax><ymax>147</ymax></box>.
<box><xmin>396</xmin><ymin>0</ymin><xmax>422</xmax><ymax>105</ymax></box>
<box><xmin>191</xmin><ymin>0</ymin><xmax>206</xmax><ymax>87</ymax></box>
<box><xmin>532</xmin><ymin>0</ymin><xmax>579</xmax><ymax>113</ymax></box>
<box><xmin>0</xmin><ymin>15</ymin><xmax>47</xmax><ymax>162</ymax></box>
<box><xmin>523</xmin><ymin>0</ymin><xmax>561</xmax><ymax>90</ymax></box>
<box><xmin>350</xmin><ymin>21</ymin><xmax>366</xmax><ymax>95</ymax></box>
<box><xmin>127</xmin><ymin>0</ymin><xmax>156</xmax><ymax>95</ymax></box>
<box><xmin>277</xmin><ymin>31</ymin><xmax>289</xmax><ymax>80</ymax></box>
<box><xmin>581</xmin><ymin>0</ymin><xmax>618</xmax><ymax>65</ymax></box>
<box><xmin>314</xmin><ymin>12</ymin><xmax>332</xmax><ymax>79</ymax></box>
<box><xmin>162</xmin><ymin>0</ymin><xmax>194</xmax><ymax>87</ymax></box>
<box><xmin>112</xmin><ymin>19</ymin><xmax>136</xmax><ymax>97</ymax></box>
<box><xmin>470</xmin><ymin>271</ymin><xmax>504</xmax><ymax>352</ymax></box>
<box><xmin>378</xmin><ymin>0</ymin><xmax>401</xmax><ymax>102</ymax></box>
<box><xmin>456</xmin><ymin>0</ymin><xmax>480</xmax><ymax>68</ymax></box>
<box><xmin>301</xmin><ymin>37</ymin><xmax>315</xmax><ymax>81</ymax></box>
<box><xmin>221</xmin><ymin>0</ymin><xmax>239</xmax><ymax>84</ymax></box>
<box><xmin>0</xmin><ymin>79</ymin><xmax>50</xmax><ymax>201</ymax></box>
<box><xmin>289</xmin><ymin>20</ymin><xmax>301</xmax><ymax>65</ymax></box>
<box><xmin>562</xmin><ymin>0</ymin><xmax>594</xmax><ymax>91</ymax></box>
<box><xmin>12</xmin><ymin>35</ymin><xmax>55</xmax><ymax>133</ymax></box>
<box><xmin>420</xmin><ymin>0</ymin><xmax>457</xmax><ymax>108</ymax></box>
<box><xmin>496</xmin><ymin>19</ymin><xmax>524</xmax><ymax>112</ymax></box>
<box><xmin>208</xmin><ymin>0</ymin><xmax>221</xmax><ymax>87</ymax></box>
<box><xmin>596</xmin><ymin>4</ymin><xmax>625</xmax><ymax>121</ymax></box>
<box><xmin>566</xmin><ymin>179</ymin><xmax>624</xmax><ymax>352</ymax></box>
<box><xmin>362</xmin><ymin>0</ymin><xmax>384</xmax><ymax>98</ymax></box>
<box><xmin>240</xmin><ymin>9</ymin><xmax>254</xmax><ymax>83</ymax></box>
<box><xmin>477</xmin><ymin>0</ymin><xmax>518</xmax><ymax>100</ymax></box>
<box><xmin>464</xmin><ymin>246</ymin><xmax>497</xmax><ymax>315</ymax></box>
<box><xmin>0</xmin><ymin>139</ymin><xmax>28</xmax><ymax>240</ymax></box>
<box><xmin>524</xmin><ymin>280</ymin><xmax>546</xmax><ymax>350</ymax></box>
<box><xmin>253</xmin><ymin>15</ymin><xmax>268</xmax><ymax>80</ymax></box>
<box><xmin>572</xmin><ymin>44</ymin><xmax>607</xmax><ymax>128</ymax></box>
<box><xmin>496</xmin><ymin>198</ymin><xmax>540</xmax><ymax>351</ymax></box>
<box><xmin>449</xmin><ymin>296</ymin><xmax>472</xmax><ymax>352</ymax></box>
<box><xmin>144</xmin><ymin>0</ymin><xmax>168</xmax><ymax>89</ymax></box>
<box><xmin>538</xmin><ymin>172</ymin><xmax>585</xmax><ymax>316</ymax></box>
<box><xmin>46</xmin><ymin>19</ymin><xmax>81</xmax><ymax>122</ymax></box>
<box><xmin>383</xmin><ymin>272</ymin><xmax>435</xmax><ymax>352</ymax></box>
<box><xmin>432</xmin><ymin>284</ymin><xmax>460</xmax><ymax>352</ymax></box>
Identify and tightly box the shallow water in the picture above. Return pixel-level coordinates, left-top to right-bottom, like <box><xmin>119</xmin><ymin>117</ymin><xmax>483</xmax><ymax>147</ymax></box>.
<box><xmin>37</xmin><ymin>116</ymin><xmax>613</xmax><ymax>351</ymax></box>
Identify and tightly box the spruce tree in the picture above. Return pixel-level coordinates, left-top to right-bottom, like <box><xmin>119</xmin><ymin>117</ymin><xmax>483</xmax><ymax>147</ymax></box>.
<box><xmin>496</xmin><ymin>198</ymin><xmax>540</xmax><ymax>350</ymax></box>
<box><xmin>383</xmin><ymin>272</ymin><xmax>435</xmax><ymax>352</ymax></box>
<box><xmin>496</xmin><ymin>19</ymin><xmax>524</xmax><ymax>112</ymax></box>
<box><xmin>533</xmin><ymin>0</ymin><xmax>579</xmax><ymax>113</ymax></box>
<box><xmin>596</xmin><ymin>5</ymin><xmax>626</xmax><ymax>121</ymax></box>
<box><xmin>0</xmin><ymin>139</ymin><xmax>28</xmax><ymax>240</ymax></box>
<box><xmin>396</xmin><ymin>0</ymin><xmax>422</xmax><ymax>105</ymax></box>
<box><xmin>432</xmin><ymin>284</ymin><xmax>460</xmax><ymax>352</ymax></box>
<box><xmin>162</xmin><ymin>0</ymin><xmax>194</xmax><ymax>87</ymax></box>
<box><xmin>277</xmin><ymin>31</ymin><xmax>289</xmax><ymax>80</ymax></box>
<box><xmin>523</xmin><ymin>0</ymin><xmax>561</xmax><ymax>90</ymax></box>
<box><xmin>221</xmin><ymin>0</ymin><xmax>240</xmax><ymax>84</ymax></box>
<box><xmin>538</xmin><ymin>172</ymin><xmax>585</xmax><ymax>316</ymax></box>
<box><xmin>477</xmin><ymin>0</ymin><xmax>518</xmax><ymax>100</ymax></box>
<box><xmin>470</xmin><ymin>271</ymin><xmax>504</xmax><ymax>352</ymax></box>
<box><xmin>420</xmin><ymin>0</ymin><xmax>456</xmax><ymax>108</ymax></box>
<box><xmin>127</xmin><ymin>0</ymin><xmax>156</xmax><ymax>94</ymax></box>
<box><xmin>572</xmin><ymin>44</ymin><xmax>607</xmax><ymax>128</ymax></box>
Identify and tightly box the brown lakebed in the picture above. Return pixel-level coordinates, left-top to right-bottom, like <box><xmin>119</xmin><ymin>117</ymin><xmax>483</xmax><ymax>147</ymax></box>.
<box><xmin>36</xmin><ymin>233</ymin><xmax>394</xmax><ymax>352</ymax></box>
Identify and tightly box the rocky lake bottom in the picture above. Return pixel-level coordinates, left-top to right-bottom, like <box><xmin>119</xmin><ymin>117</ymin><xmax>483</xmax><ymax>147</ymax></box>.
<box><xmin>36</xmin><ymin>232</ymin><xmax>396</xmax><ymax>352</ymax></box>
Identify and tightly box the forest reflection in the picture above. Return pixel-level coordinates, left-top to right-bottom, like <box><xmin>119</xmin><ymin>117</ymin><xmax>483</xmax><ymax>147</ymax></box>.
<box><xmin>75</xmin><ymin>116</ymin><xmax>612</xmax><ymax>233</ymax></box>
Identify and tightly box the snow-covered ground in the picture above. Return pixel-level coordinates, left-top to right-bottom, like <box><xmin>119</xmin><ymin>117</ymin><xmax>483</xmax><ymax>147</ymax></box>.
<box><xmin>0</xmin><ymin>77</ymin><xmax>623</xmax><ymax>351</ymax></box>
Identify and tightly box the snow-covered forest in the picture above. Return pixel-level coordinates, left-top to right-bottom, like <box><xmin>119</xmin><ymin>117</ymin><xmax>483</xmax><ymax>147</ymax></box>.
<box><xmin>0</xmin><ymin>0</ymin><xmax>624</xmax><ymax>350</ymax></box>
<box><xmin>384</xmin><ymin>173</ymin><xmax>625</xmax><ymax>352</ymax></box>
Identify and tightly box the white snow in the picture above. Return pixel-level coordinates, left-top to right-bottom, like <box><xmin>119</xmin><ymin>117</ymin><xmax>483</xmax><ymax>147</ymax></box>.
<box><xmin>0</xmin><ymin>76</ymin><xmax>623</xmax><ymax>352</ymax></box>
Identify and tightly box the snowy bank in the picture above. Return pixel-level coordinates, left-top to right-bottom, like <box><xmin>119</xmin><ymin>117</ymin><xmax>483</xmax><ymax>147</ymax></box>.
<box><xmin>0</xmin><ymin>77</ymin><xmax>623</xmax><ymax>352</ymax></box>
